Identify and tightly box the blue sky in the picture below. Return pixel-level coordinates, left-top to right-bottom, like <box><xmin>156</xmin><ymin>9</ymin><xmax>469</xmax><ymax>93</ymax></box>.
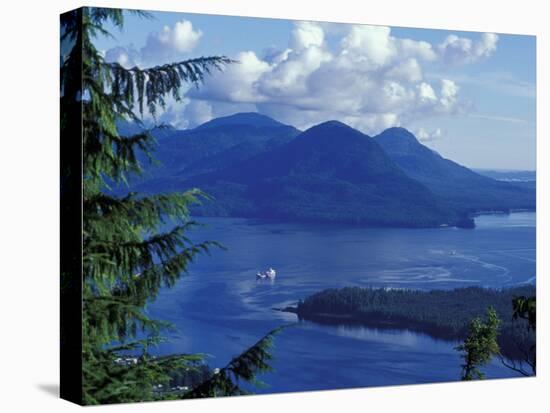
<box><xmin>93</xmin><ymin>9</ymin><xmax>536</xmax><ymax>170</ymax></box>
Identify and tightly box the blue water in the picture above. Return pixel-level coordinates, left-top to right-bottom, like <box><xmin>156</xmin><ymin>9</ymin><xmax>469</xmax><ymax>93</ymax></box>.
<box><xmin>148</xmin><ymin>212</ymin><xmax>536</xmax><ymax>392</ymax></box>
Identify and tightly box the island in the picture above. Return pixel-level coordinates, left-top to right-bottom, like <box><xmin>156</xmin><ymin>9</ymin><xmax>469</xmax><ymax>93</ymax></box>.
<box><xmin>283</xmin><ymin>285</ymin><xmax>535</xmax><ymax>361</ymax></box>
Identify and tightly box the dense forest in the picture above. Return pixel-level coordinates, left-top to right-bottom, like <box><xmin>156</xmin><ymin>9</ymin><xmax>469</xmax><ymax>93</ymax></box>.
<box><xmin>293</xmin><ymin>286</ymin><xmax>535</xmax><ymax>361</ymax></box>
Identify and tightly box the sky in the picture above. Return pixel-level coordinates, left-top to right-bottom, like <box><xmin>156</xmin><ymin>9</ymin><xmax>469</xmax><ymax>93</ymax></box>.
<box><xmin>92</xmin><ymin>9</ymin><xmax>536</xmax><ymax>170</ymax></box>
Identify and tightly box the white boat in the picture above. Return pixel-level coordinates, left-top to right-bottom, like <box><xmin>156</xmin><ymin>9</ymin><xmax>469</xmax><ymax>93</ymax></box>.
<box><xmin>257</xmin><ymin>267</ymin><xmax>276</xmax><ymax>279</ymax></box>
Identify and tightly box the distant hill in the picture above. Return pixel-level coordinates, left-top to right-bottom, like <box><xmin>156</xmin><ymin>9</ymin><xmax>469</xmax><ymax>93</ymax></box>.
<box><xmin>121</xmin><ymin>114</ymin><xmax>534</xmax><ymax>227</ymax></box>
<box><xmin>474</xmin><ymin>169</ymin><xmax>536</xmax><ymax>182</ymax></box>
<box><xmin>375</xmin><ymin>128</ymin><xmax>536</xmax><ymax>213</ymax></box>
<box><xmin>140</xmin><ymin>121</ymin><xmax>462</xmax><ymax>227</ymax></box>
<box><xmin>474</xmin><ymin>169</ymin><xmax>536</xmax><ymax>191</ymax></box>
<box><xmin>118</xmin><ymin>114</ymin><xmax>300</xmax><ymax>186</ymax></box>
<box><xmin>196</xmin><ymin>112</ymin><xmax>289</xmax><ymax>130</ymax></box>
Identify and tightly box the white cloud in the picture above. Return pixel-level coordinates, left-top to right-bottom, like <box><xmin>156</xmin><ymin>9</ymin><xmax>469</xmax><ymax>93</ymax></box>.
<box><xmin>190</xmin><ymin>51</ymin><xmax>271</xmax><ymax>103</ymax></box>
<box><xmin>416</xmin><ymin>127</ymin><xmax>444</xmax><ymax>142</ymax></box>
<box><xmin>341</xmin><ymin>25</ymin><xmax>394</xmax><ymax>68</ymax></box>
<box><xmin>141</xmin><ymin>22</ymin><xmax>497</xmax><ymax>134</ymax></box>
<box><xmin>172</xmin><ymin>20</ymin><xmax>202</xmax><ymax>52</ymax></box>
<box><xmin>439</xmin><ymin>79</ymin><xmax>460</xmax><ymax>111</ymax></box>
<box><xmin>399</xmin><ymin>38</ymin><xmax>437</xmax><ymax>61</ymax></box>
<box><xmin>417</xmin><ymin>82</ymin><xmax>437</xmax><ymax>102</ymax></box>
<box><xmin>438</xmin><ymin>33</ymin><xmax>498</xmax><ymax>65</ymax></box>
<box><xmin>290</xmin><ymin>21</ymin><xmax>324</xmax><ymax>50</ymax></box>
<box><xmin>185</xmin><ymin>22</ymin><xmax>470</xmax><ymax>134</ymax></box>
<box><xmin>258</xmin><ymin>45</ymin><xmax>332</xmax><ymax>100</ymax></box>
<box><xmin>141</xmin><ymin>20</ymin><xmax>202</xmax><ymax>63</ymax></box>
<box><xmin>386</xmin><ymin>58</ymin><xmax>423</xmax><ymax>83</ymax></box>
<box><xmin>185</xmin><ymin>100</ymin><xmax>214</xmax><ymax>126</ymax></box>
<box><xmin>477</xmin><ymin>33</ymin><xmax>499</xmax><ymax>57</ymax></box>
<box><xmin>346</xmin><ymin>113</ymin><xmax>401</xmax><ymax>133</ymax></box>
<box><xmin>155</xmin><ymin>98</ymin><xmax>215</xmax><ymax>129</ymax></box>
<box><xmin>155</xmin><ymin>97</ymin><xmax>191</xmax><ymax>129</ymax></box>
<box><xmin>153</xmin><ymin>97</ymin><xmax>232</xmax><ymax>129</ymax></box>
<box><xmin>185</xmin><ymin>23</ymin><xmax>469</xmax><ymax>134</ymax></box>
<box><xmin>104</xmin><ymin>45</ymin><xmax>139</xmax><ymax>68</ymax></box>
<box><xmin>105</xmin><ymin>20</ymin><xmax>203</xmax><ymax>67</ymax></box>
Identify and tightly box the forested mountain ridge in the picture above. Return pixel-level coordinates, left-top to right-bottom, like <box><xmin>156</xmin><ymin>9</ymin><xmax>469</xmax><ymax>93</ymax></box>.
<box><xmin>131</xmin><ymin>118</ymin><xmax>300</xmax><ymax>182</ymax></box>
<box><xmin>122</xmin><ymin>113</ymin><xmax>534</xmax><ymax>228</ymax></box>
<box><xmin>136</xmin><ymin>120</ymin><xmax>462</xmax><ymax>227</ymax></box>
<box><xmin>375</xmin><ymin>127</ymin><xmax>535</xmax><ymax>213</ymax></box>
<box><xmin>196</xmin><ymin>112</ymin><xmax>290</xmax><ymax>130</ymax></box>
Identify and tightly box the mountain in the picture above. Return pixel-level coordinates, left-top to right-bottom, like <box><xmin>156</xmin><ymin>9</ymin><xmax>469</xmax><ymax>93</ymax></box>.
<box><xmin>119</xmin><ymin>113</ymin><xmax>300</xmax><ymax>186</ymax></box>
<box><xmin>123</xmin><ymin>116</ymin><xmax>533</xmax><ymax>227</ymax></box>
<box><xmin>375</xmin><ymin>127</ymin><xmax>536</xmax><ymax>213</ymax></box>
<box><xmin>195</xmin><ymin>112</ymin><xmax>288</xmax><ymax>130</ymax></box>
<box><xmin>141</xmin><ymin>121</ymin><xmax>464</xmax><ymax>227</ymax></box>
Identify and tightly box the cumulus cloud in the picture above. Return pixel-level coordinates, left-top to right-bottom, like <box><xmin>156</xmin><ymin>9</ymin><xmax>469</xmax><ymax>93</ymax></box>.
<box><xmin>258</xmin><ymin>46</ymin><xmax>332</xmax><ymax>100</ymax></box>
<box><xmin>291</xmin><ymin>21</ymin><xmax>324</xmax><ymax>50</ymax></box>
<box><xmin>190</xmin><ymin>51</ymin><xmax>271</xmax><ymax>103</ymax></box>
<box><xmin>439</xmin><ymin>79</ymin><xmax>460</xmax><ymax>111</ymax></box>
<box><xmin>341</xmin><ymin>25</ymin><xmax>394</xmax><ymax>67</ymax></box>
<box><xmin>152</xmin><ymin>97</ymin><xmax>210</xmax><ymax>129</ymax></box>
<box><xmin>141</xmin><ymin>20</ymin><xmax>202</xmax><ymax>63</ymax></box>
<box><xmin>115</xmin><ymin>20</ymin><xmax>499</xmax><ymax>134</ymax></box>
<box><xmin>417</xmin><ymin>82</ymin><xmax>437</xmax><ymax>102</ymax></box>
<box><xmin>186</xmin><ymin>22</ymin><xmax>469</xmax><ymax>134</ymax></box>
<box><xmin>416</xmin><ymin>127</ymin><xmax>444</xmax><ymax>142</ymax></box>
<box><xmin>153</xmin><ymin>97</ymin><xmax>236</xmax><ymax>129</ymax></box>
<box><xmin>399</xmin><ymin>38</ymin><xmax>438</xmax><ymax>61</ymax></box>
<box><xmin>104</xmin><ymin>45</ymin><xmax>139</xmax><ymax>68</ymax></box>
<box><xmin>105</xmin><ymin>19</ymin><xmax>202</xmax><ymax>67</ymax></box>
<box><xmin>184</xmin><ymin>100</ymin><xmax>214</xmax><ymax>126</ymax></box>
<box><xmin>386</xmin><ymin>58</ymin><xmax>423</xmax><ymax>83</ymax></box>
<box><xmin>438</xmin><ymin>33</ymin><xmax>498</xmax><ymax>65</ymax></box>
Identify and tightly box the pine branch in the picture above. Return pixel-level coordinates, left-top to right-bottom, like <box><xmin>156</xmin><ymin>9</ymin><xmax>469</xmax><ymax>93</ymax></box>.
<box><xmin>497</xmin><ymin>354</ymin><xmax>531</xmax><ymax>377</ymax></box>
<box><xmin>83</xmin><ymin>295</ymin><xmax>166</xmax><ymax>342</ymax></box>
<box><xmin>84</xmin><ymin>189</ymin><xmax>210</xmax><ymax>226</ymax></box>
<box><xmin>105</xmin><ymin>56</ymin><xmax>234</xmax><ymax>116</ymax></box>
<box><xmin>82</xmin><ymin>347</ymin><xmax>199</xmax><ymax>405</ymax></box>
<box><xmin>183</xmin><ymin>326</ymin><xmax>291</xmax><ymax>398</ymax></box>
<box><xmin>61</xmin><ymin>7</ymin><xmax>253</xmax><ymax>404</ymax></box>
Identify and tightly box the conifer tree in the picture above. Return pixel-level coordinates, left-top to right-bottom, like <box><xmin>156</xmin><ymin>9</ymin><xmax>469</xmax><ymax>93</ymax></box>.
<box><xmin>456</xmin><ymin>307</ymin><xmax>501</xmax><ymax>381</ymax></box>
<box><xmin>60</xmin><ymin>7</ymin><xmax>280</xmax><ymax>404</ymax></box>
<box><xmin>456</xmin><ymin>297</ymin><xmax>536</xmax><ymax>380</ymax></box>
<box><xmin>499</xmin><ymin>295</ymin><xmax>536</xmax><ymax>376</ymax></box>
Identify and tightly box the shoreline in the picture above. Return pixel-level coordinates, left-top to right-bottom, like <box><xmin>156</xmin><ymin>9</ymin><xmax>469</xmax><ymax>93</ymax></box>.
<box><xmin>190</xmin><ymin>210</ymin><xmax>535</xmax><ymax>231</ymax></box>
<box><xmin>277</xmin><ymin>285</ymin><xmax>536</xmax><ymax>362</ymax></box>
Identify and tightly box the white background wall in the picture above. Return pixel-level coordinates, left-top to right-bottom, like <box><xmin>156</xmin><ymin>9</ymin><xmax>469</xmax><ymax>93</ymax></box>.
<box><xmin>0</xmin><ymin>0</ymin><xmax>547</xmax><ymax>411</ymax></box>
